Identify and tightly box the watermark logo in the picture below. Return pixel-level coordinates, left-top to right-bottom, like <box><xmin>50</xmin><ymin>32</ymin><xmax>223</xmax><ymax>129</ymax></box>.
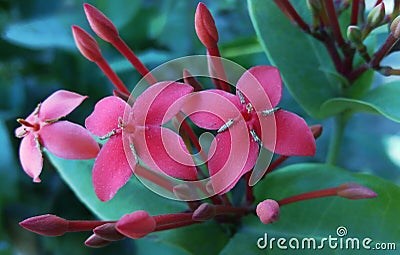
<box><xmin>257</xmin><ymin>226</ymin><xmax>397</xmax><ymax>251</ymax></box>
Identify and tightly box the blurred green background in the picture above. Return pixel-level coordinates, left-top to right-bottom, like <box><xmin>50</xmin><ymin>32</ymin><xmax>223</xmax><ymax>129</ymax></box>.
<box><xmin>0</xmin><ymin>0</ymin><xmax>399</xmax><ymax>254</ymax></box>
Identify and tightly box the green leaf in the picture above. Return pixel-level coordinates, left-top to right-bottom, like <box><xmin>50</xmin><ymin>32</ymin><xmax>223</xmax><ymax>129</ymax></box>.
<box><xmin>3</xmin><ymin>14</ymin><xmax>80</xmax><ymax>50</ymax></box>
<box><xmin>95</xmin><ymin>0</ymin><xmax>141</xmax><ymax>28</ymax></box>
<box><xmin>221</xmin><ymin>163</ymin><xmax>400</xmax><ymax>254</ymax></box>
<box><xmin>47</xmin><ymin>153</ymin><xmax>186</xmax><ymax>220</ymax></box>
<box><xmin>321</xmin><ymin>81</ymin><xmax>400</xmax><ymax>122</ymax></box>
<box><xmin>248</xmin><ymin>0</ymin><xmax>340</xmax><ymax>119</ymax></box>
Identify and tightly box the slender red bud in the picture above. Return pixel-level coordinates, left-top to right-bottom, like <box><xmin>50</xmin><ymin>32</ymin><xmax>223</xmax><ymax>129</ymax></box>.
<box><xmin>84</xmin><ymin>234</ymin><xmax>112</xmax><ymax>248</ymax></box>
<box><xmin>195</xmin><ymin>3</ymin><xmax>219</xmax><ymax>48</ymax></box>
<box><xmin>19</xmin><ymin>214</ymin><xmax>69</xmax><ymax>236</ymax></box>
<box><xmin>192</xmin><ymin>203</ymin><xmax>216</xmax><ymax>221</ymax></box>
<box><xmin>116</xmin><ymin>211</ymin><xmax>156</xmax><ymax>239</ymax></box>
<box><xmin>83</xmin><ymin>3</ymin><xmax>119</xmax><ymax>43</ymax></box>
<box><xmin>256</xmin><ymin>199</ymin><xmax>280</xmax><ymax>224</ymax></box>
<box><xmin>93</xmin><ymin>223</ymin><xmax>125</xmax><ymax>241</ymax></box>
<box><xmin>336</xmin><ymin>183</ymin><xmax>378</xmax><ymax>199</ymax></box>
<box><xmin>72</xmin><ymin>25</ymin><xmax>103</xmax><ymax>62</ymax></box>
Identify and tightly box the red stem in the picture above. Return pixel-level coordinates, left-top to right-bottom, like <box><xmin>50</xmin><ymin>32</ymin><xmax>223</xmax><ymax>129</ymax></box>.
<box><xmin>67</xmin><ymin>220</ymin><xmax>115</xmax><ymax>232</ymax></box>
<box><xmin>350</xmin><ymin>0</ymin><xmax>360</xmax><ymax>25</ymax></box>
<box><xmin>370</xmin><ymin>34</ymin><xmax>399</xmax><ymax>68</ymax></box>
<box><xmin>278</xmin><ymin>187</ymin><xmax>337</xmax><ymax>206</ymax></box>
<box><xmin>207</xmin><ymin>46</ymin><xmax>231</xmax><ymax>92</ymax></box>
<box><xmin>96</xmin><ymin>58</ymin><xmax>131</xmax><ymax>95</ymax></box>
<box><xmin>323</xmin><ymin>0</ymin><xmax>346</xmax><ymax>47</ymax></box>
<box><xmin>273</xmin><ymin>0</ymin><xmax>310</xmax><ymax>33</ymax></box>
<box><xmin>112</xmin><ymin>37</ymin><xmax>157</xmax><ymax>85</ymax></box>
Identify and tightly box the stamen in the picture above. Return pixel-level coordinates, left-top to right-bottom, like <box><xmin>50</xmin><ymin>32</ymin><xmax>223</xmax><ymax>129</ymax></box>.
<box><xmin>129</xmin><ymin>143</ymin><xmax>138</xmax><ymax>163</ymax></box>
<box><xmin>262</xmin><ymin>107</ymin><xmax>281</xmax><ymax>116</ymax></box>
<box><xmin>100</xmin><ymin>130</ymin><xmax>117</xmax><ymax>140</ymax></box>
<box><xmin>217</xmin><ymin>119</ymin><xmax>234</xmax><ymax>133</ymax></box>
<box><xmin>250</xmin><ymin>129</ymin><xmax>262</xmax><ymax>147</ymax></box>
<box><xmin>33</xmin><ymin>103</ymin><xmax>41</xmax><ymax>116</ymax></box>
<box><xmin>246</xmin><ymin>103</ymin><xmax>253</xmax><ymax>113</ymax></box>
<box><xmin>237</xmin><ymin>90</ymin><xmax>246</xmax><ymax>105</ymax></box>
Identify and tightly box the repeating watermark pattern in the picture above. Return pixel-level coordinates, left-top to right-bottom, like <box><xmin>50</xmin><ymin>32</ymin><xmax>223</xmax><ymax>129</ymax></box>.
<box><xmin>257</xmin><ymin>226</ymin><xmax>397</xmax><ymax>251</ymax></box>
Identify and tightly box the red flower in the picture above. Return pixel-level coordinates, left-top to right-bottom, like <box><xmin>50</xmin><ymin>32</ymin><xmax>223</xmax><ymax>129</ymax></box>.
<box><xmin>15</xmin><ymin>90</ymin><xmax>100</xmax><ymax>182</ymax></box>
<box><xmin>183</xmin><ymin>66</ymin><xmax>316</xmax><ymax>193</ymax></box>
<box><xmin>85</xmin><ymin>82</ymin><xmax>197</xmax><ymax>201</ymax></box>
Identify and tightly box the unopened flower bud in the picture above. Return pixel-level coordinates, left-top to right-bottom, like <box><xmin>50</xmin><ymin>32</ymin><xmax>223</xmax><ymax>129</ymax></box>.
<box><xmin>256</xmin><ymin>199</ymin><xmax>280</xmax><ymax>224</ymax></box>
<box><xmin>337</xmin><ymin>183</ymin><xmax>378</xmax><ymax>200</ymax></box>
<box><xmin>310</xmin><ymin>124</ymin><xmax>323</xmax><ymax>139</ymax></box>
<box><xmin>192</xmin><ymin>203</ymin><xmax>216</xmax><ymax>221</ymax></box>
<box><xmin>83</xmin><ymin>4</ymin><xmax>119</xmax><ymax>43</ymax></box>
<box><xmin>195</xmin><ymin>2</ymin><xmax>219</xmax><ymax>48</ymax></box>
<box><xmin>116</xmin><ymin>211</ymin><xmax>156</xmax><ymax>239</ymax></box>
<box><xmin>19</xmin><ymin>214</ymin><xmax>69</xmax><ymax>236</ymax></box>
<box><xmin>390</xmin><ymin>15</ymin><xmax>400</xmax><ymax>38</ymax></box>
<box><xmin>347</xmin><ymin>25</ymin><xmax>363</xmax><ymax>44</ymax></box>
<box><xmin>84</xmin><ymin>234</ymin><xmax>112</xmax><ymax>248</ymax></box>
<box><xmin>72</xmin><ymin>25</ymin><xmax>103</xmax><ymax>62</ymax></box>
<box><xmin>93</xmin><ymin>223</ymin><xmax>125</xmax><ymax>241</ymax></box>
<box><xmin>367</xmin><ymin>3</ymin><xmax>385</xmax><ymax>28</ymax></box>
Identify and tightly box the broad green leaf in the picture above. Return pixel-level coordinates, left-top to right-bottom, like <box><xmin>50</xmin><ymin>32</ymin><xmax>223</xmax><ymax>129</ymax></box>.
<box><xmin>220</xmin><ymin>163</ymin><xmax>400</xmax><ymax>255</ymax></box>
<box><xmin>321</xmin><ymin>81</ymin><xmax>400</xmax><ymax>122</ymax></box>
<box><xmin>248</xmin><ymin>0</ymin><xmax>340</xmax><ymax>119</ymax></box>
<box><xmin>3</xmin><ymin>14</ymin><xmax>79</xmax><ymax>50</ymax></box>
<box><xmin>96</xmin><ymin>0</ymin><xmax>141</xmax><ymax>28</ymax></box>
<box><xmin>47</xmin><ymin>153</ymin><xmax>185</xmax><ymax>220</ymax></box>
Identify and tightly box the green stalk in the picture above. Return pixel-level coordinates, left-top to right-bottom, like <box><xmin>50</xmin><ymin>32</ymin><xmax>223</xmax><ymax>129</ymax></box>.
<box><xmin>326</xmin><ymin>112</ymin><xmax>351</xmax><ymax>165</ymax></box>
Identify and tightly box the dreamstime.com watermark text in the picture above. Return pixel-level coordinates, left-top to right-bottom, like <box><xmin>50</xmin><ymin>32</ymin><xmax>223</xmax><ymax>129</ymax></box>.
<box><xmin>257</xmin><ymin>226</ymin><xmax>397</xmax><ymax>251</ymax></box>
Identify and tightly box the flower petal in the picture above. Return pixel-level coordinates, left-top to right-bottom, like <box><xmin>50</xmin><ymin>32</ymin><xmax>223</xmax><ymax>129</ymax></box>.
<box><xmin>85</xmin><ymin>96</ymin><xmax>128</xmax><ymax>137</ymax></box>
<box><xmin>132</xmin><ymin>82</ymin><xmax>193</xmax><ymax>126</ymax></box>
<box><xmin>92</xmin><ymin>134</ymin><xmax>133</xmax><ymax>201</ymax></box>
<box><xmin>262</xmin><ymin>110</ymin><xmax>316</xmax><ymax>156</ymax></box>
<box><xmin>19</xmin><ymin>133</ymin><xmax>43</xmax><ymax>182</ymax></box>
<box><xmin>40</xmin><ymin>121</ymin><xmax>100</xmax><ymax>159</ymax></box>
<box><xmin>236</xmin><ymin>66</ymin><xmax>282</xmax><ymax>110</ymax></box>
<box><xmin>38</xmin><ymin>90</ymin><xmax>88</xmax><ymax>121</ymax></box>
<box><xmin>208</xmin><ymin>120</ymin><xmax>252</xmax><ymax>194</ymax></box>
<box><xmin>182</xmin><ymin>89</ymin><xmax>241</xmax><ymax>130</ymax></box>
<box><xmin>132</xmin><ymin>126</ymin><xmax>197</xmax><ymax>180</ymax></box>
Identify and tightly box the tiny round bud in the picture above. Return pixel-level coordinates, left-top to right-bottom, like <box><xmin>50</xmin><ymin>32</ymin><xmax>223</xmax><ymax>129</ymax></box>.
<box><xmin>337</xmin><ymin>183</ymin><xmax>378</xmax><ymax>200</ymax></box>
<box><xmin>116</xmin><ymin>211</ymin><xmax>156</xmax><ymax>239</ymax></box>
<box><xmin>390</xmin><ymin>15</ymin><xmax>400</xmax><ymax>38</ymax></box>
<box><xmin>310</xmin><ymin>124</ymin><xmax>323</xmax><ymax>139</ymax></box>
<box><xmin>72</xmin><ymin>25</ymin><xmax>103</xmax><ymax>62</ymax></box>
<box><xmin>347</xmin><ymin>25</ymin><xmax>363</xmax><ymax>44</ymax></box>
<box><xmin>83</xmin><ymin>3</ymin><xmax>119</xmax><ymax>43</ymax></box>
<box><xmin>195</xmin><ymin>2</ymin><xmax>219</xmax><ymax>48</ymax></box>
<box><xmin>256</xmin><ymin>199</ymin><xmax>280</xmax><ymax>224</ymax></box>
<box><xmin>19</xmin><ymin>214</ymin><xmax>69</xmax><ymax>236</ymax></box>
<box><xmin>367</xmin><ymin>3</ymin><xmax>385</xmax><ymax>28</ymax></box>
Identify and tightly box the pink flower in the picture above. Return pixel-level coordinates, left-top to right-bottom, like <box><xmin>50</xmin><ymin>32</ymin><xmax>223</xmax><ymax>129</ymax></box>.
<box><xmin>85</xmin><ymin>81</ymin><xmax>197</xmax><ymax>201</ymax></box>
<box><xmin>15</xmin><ymin>90</ymin><xmax>100</xmax><ymax>183</ymax></box>
<box><xmin>183</xmin><ymin>66</ymin><xmax>316</xmax><ymax>193</ymax></box>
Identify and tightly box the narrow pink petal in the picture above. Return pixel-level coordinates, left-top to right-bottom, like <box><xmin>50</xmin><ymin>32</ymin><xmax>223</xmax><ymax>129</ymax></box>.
<box><xmin>182</xmin><ymin>89</ymin><xmax>241</xmax><ymax>130</ymax></box>
<box><xmin>19</xmin><ymin>134</ymin><xmax>43</xmax><ymax>182</ymax></box>
<box><xmin>261</xmin><ymin>110</ymin><xmax>316</xmax><ymax>156</ymax></box>
<box><xmin>132</xmin><ymin>82</ymin><xmax>193</xmax><ymax>126</ymax></box>
<box><xmin>92</xmin><ymin>134</ymin><xmax>133</xmax><ymax>201</ymax></box>
<box><xmin>236</xmin><ymin>66</ymin><xmax>282</xmax><ymax>110</ymax></box>
<box><xmin>132</xmin><ymin>127</ymin><xmax>197</xmax><ymax>180</ymax></box>
<box><xmin>40</xmin><ymin>121</ymin><xmax>100</xmax><ymax>159</ymax></box>
<box><xmin>85</xmin><ymin>96</ymin><xmax>128</xmax><ymax>137</ymax></box>
<box><xmin>38</xmin><ymin>90</ymin><xmax>88</xmax><ymax>121</ymax></box>
<box><xmin>207</xmin><ymin>121</ymin><xmax>252</xmax><ymax>194</ymax></box>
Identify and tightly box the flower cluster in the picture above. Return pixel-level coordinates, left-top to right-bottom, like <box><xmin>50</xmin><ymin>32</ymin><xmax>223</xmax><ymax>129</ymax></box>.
<box><xmin>15</xmin><ymin>2</ymin><xmax>377</xmax><ymax>248</ymax></box>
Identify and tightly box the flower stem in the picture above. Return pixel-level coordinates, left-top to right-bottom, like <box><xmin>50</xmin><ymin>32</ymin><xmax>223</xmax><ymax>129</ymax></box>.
<box><xmin>326</xmin><ymin>113</ymin><xmax>350</xmax><ymax>165</ymax></box>
<box><xmin>278</xmin><ymin>187</ymin><xmax>337</xmax><ymax>206</ymax></box>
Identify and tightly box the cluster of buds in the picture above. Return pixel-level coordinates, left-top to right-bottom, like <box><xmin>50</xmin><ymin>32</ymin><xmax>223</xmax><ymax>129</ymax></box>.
<box><xmin>15</xmin><ymin>2</ymin><xmax>379</xmax><ymax>248</ymax></box>
<box><xmin>20</xmin><ymin>182</ymin><xmax>376</xmax><ymax>247</ymax></box>
<box><xmin>274</xmin><ymin>0</ymin><xmax>400</xmax><ymax>81</ymax></box>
